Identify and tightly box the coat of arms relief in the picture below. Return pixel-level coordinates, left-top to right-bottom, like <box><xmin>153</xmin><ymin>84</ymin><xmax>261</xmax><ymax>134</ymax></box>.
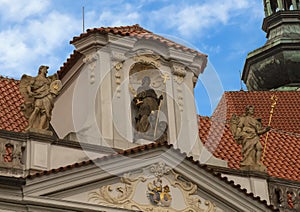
<box><xmin>88</xmin><ymin>162</ymin><xmax>220</xmax><ymax>212</ymax></box>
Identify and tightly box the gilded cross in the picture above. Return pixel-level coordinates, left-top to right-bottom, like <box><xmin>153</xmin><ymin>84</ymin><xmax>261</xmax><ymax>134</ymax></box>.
<box><xmin>161</xmin><ymin>73</ymin><xmax>170</xmax><ymax>84</ymax></box>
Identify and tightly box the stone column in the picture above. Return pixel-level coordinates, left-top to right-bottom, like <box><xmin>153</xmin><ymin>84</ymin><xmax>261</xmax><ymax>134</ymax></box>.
<box><xmin>277</xmin><ymin>0</ymin><xmax>284</xmax><ymax>10</ymax></box>
<box><xmin>264</xmin><ymin>1</ymin><xmax>269</xmax><ymax>16</ymax></box>
<box><xmin>265</xmin><ymin>0</ymin><xmax>273</xmax><ymax>16</ymax></box>
<box><xmin>292</xmin><ymin>0</ymin><xmax>298</xmax><ymax>9</ymax></box>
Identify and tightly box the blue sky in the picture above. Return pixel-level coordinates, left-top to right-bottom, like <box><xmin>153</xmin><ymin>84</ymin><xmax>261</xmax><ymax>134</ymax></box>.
<box><xmin>0</xmin><ymin>0</ymin><xmax>267</xmax><ymax>116</ymax></box>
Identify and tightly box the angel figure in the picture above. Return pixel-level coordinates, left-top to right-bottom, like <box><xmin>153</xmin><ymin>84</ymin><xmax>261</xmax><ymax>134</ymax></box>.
<box><xmin>230</xmin><ymin>105</ymin><xmax>270</xmax><ymax>170</ymax></box>
<box><xmin>20</xmin><ymin>65</ymin><xmax>62</xmax><ymax>132</ymax></box>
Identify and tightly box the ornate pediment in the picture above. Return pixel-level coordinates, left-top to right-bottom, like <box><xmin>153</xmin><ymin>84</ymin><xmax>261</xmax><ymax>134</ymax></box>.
<box><xmin>88</xmin><ymin>162</ymin><xmax>221</xmax><ymax>212</ymax></box>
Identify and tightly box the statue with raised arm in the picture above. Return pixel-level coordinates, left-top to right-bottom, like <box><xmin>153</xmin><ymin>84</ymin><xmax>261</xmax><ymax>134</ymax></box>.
<box><xmin>19</xmin><ymin>65</ymin><xmax>62</xmax><ymax>134</ymax></box>
<box><xmin>230</xmin><ymin>105</ymin><xmax>270</xmax><ymax>172</ymax></box>
<box><xmin>131</xmin><ymin>76</ymin><xmax>163</xmax><ymax>140</ymax></box>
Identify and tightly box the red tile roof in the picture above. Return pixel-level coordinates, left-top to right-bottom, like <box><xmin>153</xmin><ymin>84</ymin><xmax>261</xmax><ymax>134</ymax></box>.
<box><xmin>199</xmin><ymin>91</ymin><xmax>300</xmax><ymax>182</ymax></box>
<box><xmin>0</xmin><ymin>77</ymin><xmax>27</xmax><ymax>132</ymax></box>
<box><xmin>71</xmin><ymin>24</ymin><xmax>206</xmax><ymax>56</ymax></box>
<box><xmin>57</xmin><ymin>50</ymin><xmax>83</xmax><ymax>80</ymax></box>
<box><xmin>212</xmin><ymin>91</ymin><xmax>300</xmax><ymax>134</ymax></box>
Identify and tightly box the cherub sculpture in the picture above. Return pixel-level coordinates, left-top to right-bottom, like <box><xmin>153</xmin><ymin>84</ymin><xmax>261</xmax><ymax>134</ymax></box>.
<box><xmin>19</xmin><ymin>65</ymin><xmax>62</xmax><ymax>133</ymax></box>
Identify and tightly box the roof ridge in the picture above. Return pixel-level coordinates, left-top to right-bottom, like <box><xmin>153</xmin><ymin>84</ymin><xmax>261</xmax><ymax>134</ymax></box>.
<box><xmin>104</xmin><ymin>24</ymin><xmax>152</xmax><ymax>33</ymax></box>
<box><xmin>0</xmin><ymin>75</ymin><xmax>19</xmax><ymax>81</ymax></box>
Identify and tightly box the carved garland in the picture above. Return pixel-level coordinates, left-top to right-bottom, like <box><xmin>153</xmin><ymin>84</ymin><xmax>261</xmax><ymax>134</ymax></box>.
<box><xmin>83</xmin><ymin>52</ymin><xmax>100</xmax><ymax>85</ymax></box>
<box><xmin>111</xmin><ymin>51</ymin><xmax>127</xmax><ymax>98</ymax></box>
<box><xmin>171</xmin><ymin>63</ymin><xmax>186</xmax><ymax>112</ymax></box>
<box><xmin>113</xmin><ymin>61</ymin><xmax>124</xmax><ymax>98</ymax></box>
<box><xmin>88</xmin><ymin>162</ymin><xmax>217</xmax><ymax>212</ymax></box>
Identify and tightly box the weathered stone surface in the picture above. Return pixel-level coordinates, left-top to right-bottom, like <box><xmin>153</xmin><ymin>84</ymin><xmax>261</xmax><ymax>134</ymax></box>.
<box><xmin>19</xmin><ymin>65</ymin><xmax>62</xmax><ymax>133</ymax></box>
<box><xmin>230</xmin><ymin>105</ymin><xmax>270</xmax><ymax>172</ymax></box>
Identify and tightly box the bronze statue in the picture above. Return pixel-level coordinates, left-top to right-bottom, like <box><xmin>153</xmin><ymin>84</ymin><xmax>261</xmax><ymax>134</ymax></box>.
<box><xmin>132</xmin><ymin>76</ymin><xmax>163</xmax><ymax>138</ymax></box>
<box><xmin>19</xmin><ymin>65</ymin><xmax>62</xmax><ymax>133</ymax></box>
<box><xmin>230</xmin><ymin>105</ymin><xmax>270</xmax><ymax>171</ymax></box>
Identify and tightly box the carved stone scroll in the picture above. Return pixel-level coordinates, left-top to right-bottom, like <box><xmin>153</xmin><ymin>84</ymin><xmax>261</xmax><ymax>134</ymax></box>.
<box><xmin>89</xmin><ymin>162</ymin><xmax>220</xmax><ymax>212</ymax></box>
<box><xmin>133</xmin><ymin>54</ymin><xmax>161</xmax><ymax>68</ymax></box>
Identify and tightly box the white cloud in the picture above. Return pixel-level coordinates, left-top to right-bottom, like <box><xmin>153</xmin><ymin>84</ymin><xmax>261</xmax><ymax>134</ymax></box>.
<box><xmin>149</xmin><ymin>0</ymin><xmax>261</xmax><ymax>38</ymax></box>
<box><xmin>0</xmin><ymin>0</ymin><xmax>264</xmax><ymax>79</ymax></box>
<box><xmin>0</xmin><ymin>9</ymin><xmax>79</xmax><ymax>78</ymax></box>
<box><xmin>97</xmin><ymin>10</ymin><xmax>140</xmax><ymax>27</ymax></box>
<box><xmin>0</xmin><ymin>0</ymin><xmax>50</xmax><ymax>22</ymax></box>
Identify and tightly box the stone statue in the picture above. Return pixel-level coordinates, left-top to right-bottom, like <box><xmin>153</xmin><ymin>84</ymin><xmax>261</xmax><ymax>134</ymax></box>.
<box><xmin>20</xmin><ymin>65</ymin><xmax>62</xmax><ymax>134</ymax></box>
<box><xmin>132</xmin><ymin>76</ymin><xmax>163</xmax><ymax>139</ymax></box>
<box><xmin>230</xmin><ymin>105</ymin><xmax>270</xmax><ymax>172</ymax></box>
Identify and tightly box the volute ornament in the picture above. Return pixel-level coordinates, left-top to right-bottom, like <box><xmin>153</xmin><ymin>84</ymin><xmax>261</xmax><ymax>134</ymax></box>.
<box><xmin>89</xmin><ymin>162</ymin><xmax>219</xmax><ymax>212</ymax></box>
<box><xmin>133</xmin><ymin>54</ymin><xmax>161</xmax><ymax>68</ymax></box>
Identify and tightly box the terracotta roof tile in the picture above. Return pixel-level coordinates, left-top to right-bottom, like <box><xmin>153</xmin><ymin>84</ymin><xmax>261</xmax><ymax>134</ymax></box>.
<box><xmin>57</xmin><ymin>50</ymin><xmax>83</xmax><ymax>80</ymax></box>
<box><xmin>0</xmin><ymin>77</ymin><xmax>27</xmax><ymax>132</ymax></box>
<box><xmin>71</xmin><ymin>24</ymin><xmax>206</xmax><ymax>57</ymax></box>
<box><xmin>212</xmin><ymin>91</ymin><xmax>300</xmax><ymax>134</ymax></box>
<box><xmin>199</xmin><ymin>90</ymin><xmax>300</xmax><ymax>182</ymax></box>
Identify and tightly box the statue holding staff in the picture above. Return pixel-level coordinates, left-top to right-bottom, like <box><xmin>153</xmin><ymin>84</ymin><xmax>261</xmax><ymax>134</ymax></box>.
<box><xmin>230</xmin><ymin>105</ymin><xmax>271</xmax><ymax>171</ymax></box>
<box><xmin>131</xmin><ymin>76</ymin><xmax>168</xmax><ymax>142</ymax></box>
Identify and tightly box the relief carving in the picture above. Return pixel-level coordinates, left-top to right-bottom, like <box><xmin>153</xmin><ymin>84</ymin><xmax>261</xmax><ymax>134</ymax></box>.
<box><xmin>113</xmin><ymin>61</ymin><xmax>124</xmax><ymax>98</ymax></box>
<box><xmin>89</xmin><ymin>173</ymin><xmax>147</xmax><ymax>206</ymax></box>
<box><xmin>83</xmin><ymin>52</ymin><xmax>99</xmax><ymax>84</ymax></box>
<box><xmin>172</xmin><ymin>63</ymin><xmax>186</xmax><ymax>84</ymax></box>
<box><xmin>88</xmin><ymin>162</ymin><xmax>219</xmax><ymax>212</ymax></box>
<box><xmin>111</xmin><ymin>52</ymin><xmax>127</xmax><ymax>61</ymax></box>
<box><xmin>269</xmin><ymin>185</ymin><xmax>300</xmax><ymax>211</ymax></box>
<box><xmin>0</xmin><ymin>140</ymin><xmax>25</xmax><ymax>169</ymax></box>
<box><xmin>133</xmin><ymin>54</ymin><xmax>161</xmax><ymax>68</ymax></box>
<box><xmin>171</xmin><ymin>62</ymin><xmax>186</xmax><ymax>112</ymax></box>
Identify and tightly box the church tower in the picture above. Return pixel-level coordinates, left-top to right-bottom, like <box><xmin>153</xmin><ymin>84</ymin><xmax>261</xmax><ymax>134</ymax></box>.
<box><xmin>242</xmin><ymin>0</ymin><xmax>300</xmax><ymax>91</ymax></box>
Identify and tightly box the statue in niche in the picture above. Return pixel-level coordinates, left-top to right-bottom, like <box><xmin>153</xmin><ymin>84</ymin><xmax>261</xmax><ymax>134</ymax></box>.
<box><xmin>230</xmin><ymin>105</ymin><xmax>270</xmax><ymax>171</ymax></box>
<box><xmin>132</xmin><ymin>76</ymin><xmax>165</xmax><ymax>141</ymax></box>
<box><xmin>153</xmin><ymin>121</ymin><xmax>168</xmax><ymax>143</ymax></box>
<box><xmin>20</xmin><ymin>65</ymin><xmax>62</xmax><ymax>133</ymax></box>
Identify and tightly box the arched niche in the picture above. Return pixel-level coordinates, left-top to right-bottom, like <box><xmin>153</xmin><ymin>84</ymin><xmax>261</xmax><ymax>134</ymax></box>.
<box><xmin>128</xmin><ymin>58</ymin><xmax>168</xmax><ymax>143</ymax></box>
